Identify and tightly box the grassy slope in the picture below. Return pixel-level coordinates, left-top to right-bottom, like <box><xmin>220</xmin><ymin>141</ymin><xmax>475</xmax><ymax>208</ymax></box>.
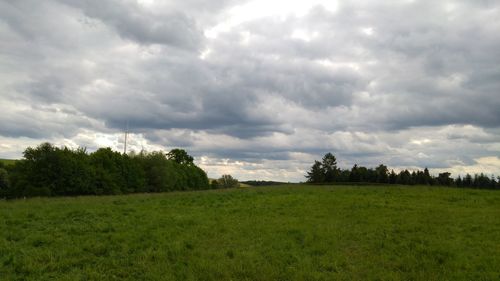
<box><xmin>0</xmin><ymin>185</ymin><xmax>499</xmax><ymax>280</ymax></box>
<box><xmin>0</xmin><ymin>159</ymin><xmax>17</xmax><ymax>166</ymax></box>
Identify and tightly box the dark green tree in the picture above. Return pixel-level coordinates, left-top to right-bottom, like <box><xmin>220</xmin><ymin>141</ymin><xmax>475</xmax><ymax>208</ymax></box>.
<box><xmin>397</xmin><ymin>170</ymin><xmax>411</xmax><ymax>185</ymax></box>
<box><xmin>0</xmin><ymin>168</ymin><xmax>9</xmax><ymax>197</ymax></box>
<box><xmin>211</xmin><ymin>179</ymin><xmax>219</xmax><ymax>189</ymax></box>
<box><xmin>218</xmin><ymin>174</ymin><xmax>239</xmax><ymax>188</ymax></box>
<box><xmin>306</xmin><ymin>160</ymin><xmax>325</xmax><ymax>183</ymax></box>
<box><xmin>423</xmin><ymin>168</ymin><xmax>433</xmax><ymax>185</ymax></box>
<box><xmin>89</xmin><ymin>147</ymin><xmax>146</xmax><ymax>194</ymax></box>
<box><xmin>10</xmin><ymin>143</ymin><xmax>93</xmax><ymax>197</ymax></box>
<box><xmin>185</xmin><ymin>165</ymin><xmax>210</xmax><ymax>190</ymax></box>
<box><xmin>389</xmin><ymin>170</ymin><xmax>397</xmax><ymax>184</ymax></box>
<box><xmin>463</xmin><ymin>174</ymin><xmax>473</xmax><ymax>187</ymax></box>
<box><xmin>375</xmin><ymin>164</ymin><xmax>389</xmax><ymax>183</ymax></box>
<box><xmin>437</xmin><ymin>172</ymin><xmax>453</xmax><ymax>186</ymax></box>
<box><xmin>473</xmin><ymin>173</ymin><xmax>491</xmax><ymax>188</ymax></box>
<box><xmin>349</xmin><ymin>164</ymin><xmax>360</xmax><ymax>182</ymax></box>
<box><xmin>90</xmin><ymin>148</ymin><xmax>123</xmax><ymax>194</ymax></box>
<box><xmin>166</xmin><ymin>149</ymin><xmax>194</xmax><ymax>165</ymax></box>
<box><xmin>322</xmin><ymin>153</ymin><xmax>338</xmax><ymax>182</ymax></box>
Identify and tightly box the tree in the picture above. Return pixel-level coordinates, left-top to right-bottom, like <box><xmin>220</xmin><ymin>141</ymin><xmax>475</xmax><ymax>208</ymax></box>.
<box><xmin>423</xmin><ymin>168</ymin><xmax>433</xmax><ymax>185</ymax></box>
<box><xmin>166</xmin><ymin>149</ymin><xmax>194</xmax><ymax>165</ymax></box>
<box><xmin>4</xmin><ymin>142</ymin><xmax>212</xmax><ymax>198</ymax></box>
<box><xmin>397</xmin><ymin>170</ymin><xmax>411</xmax><ymax>185</ymax></box>
<box><xmin>211</xmin><ymin>179</ymin><xmax>219</xmax><ymax>189</ymax></box>
<box><xmin>8</xmin><ymin>143</ymin><xmax>93</xmax><ymax>197</ymax></box>
<box><xmin>389</xmin><ymin>170</ymin><xmax>397</xmax><ymax>184</ymax></box>
<box><xmin>349</xmin><ymin>164</ymin><xmax>360</xmax><ymax>182</ymax></box>
<box><xmin>322</xmin><ymin>153</ymin><xmax>338</xmax><ymax>182</ymax></box>
<box><xmin>89</xmin><ymin>147</ymin><xmax>146</xmax><ymax>194</ymax></box>
<box><xmin>90</xmin><ymin>148</ymin><xmax>123</xmax><ymax>194</ymax></box>
<box><xmin>463</xmin><ymin>174</ymin><xmax>473</xmax><ymax>187</ymax></box>
<box><xmin>375</xmin><ymin>164</ymin><xmax>389</xmax><ymax>183</ymax></box>
<box><xmin>121</xmin><ymin>154</ymin><xmax>146</xmax><ymax>193</ymax></box>
<box><xmin>415</xmin><ymin>170</ymin><xmax>426</xmax><ymax>185</ymax></box>
<box><xmin>0</xmin><ymin>168</ymin><xmax>9</xmax><ymax>197</ymax></box>
<box><xmin>185</xmin><ymin>165</ymin><xmax>210</xmax><ymax>190</ymax></box>
<box><xmin>137</xmin><ymin>151</ymin><xmax>174</xmax><ymax>192</ymax></box>
<box><xmin>474</xmin><ymin>173</ymin><xmax>490</xmax><ymax>189</ymax></box>
<box><xmin>437</xmin><ymin>172</ymin><xmax>453</xmax><ymax>186</ymax></box>
<box><xmin>306</xmin><ymin>160</ymin><xmax>325</xmax><ymax>183</ymax></box>
<box><xmin>217</xmin><ymin>174</ymin><xmax>239</xmax><ymax>188</ymax></box>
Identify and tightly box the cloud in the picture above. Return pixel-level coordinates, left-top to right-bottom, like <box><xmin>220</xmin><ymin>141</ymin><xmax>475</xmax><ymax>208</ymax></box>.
<box><xmin>60</xmin><ymin>0</ymin><xmax>204</xmax><ymax>50</ymax></box>
<box><xmin>0</xmin><ymin>0</ymin><xmax>499</xmax><ymax>181</ymax></box>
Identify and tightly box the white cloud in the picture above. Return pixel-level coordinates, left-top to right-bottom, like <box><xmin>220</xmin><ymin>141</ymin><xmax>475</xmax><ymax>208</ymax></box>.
<box><xmin>0</xmin><ymin>0</ymin><xmax>499</xmax><ymax>182</ymax></box>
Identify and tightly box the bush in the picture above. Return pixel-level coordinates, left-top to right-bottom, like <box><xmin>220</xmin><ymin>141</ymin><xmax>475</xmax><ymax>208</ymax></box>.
<box><xmin>5</xmin><ymin>143</ymin><xmax>210</xmax><ymax>198</ymax></box>
<box><xmin>217</xmin><ymin>174</ymin><xmax>239</xmax><ymax>188</ymax></box>
<box><xmin>0</xmin><ymin>168</ymin><xmax>9</xmax><ymax>198</ymax></box>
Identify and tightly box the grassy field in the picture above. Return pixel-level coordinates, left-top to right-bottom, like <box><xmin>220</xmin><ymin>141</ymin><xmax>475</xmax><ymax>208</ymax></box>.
<box><xmin>0</xmin><ymin>158</ymin><xmax>17</xmax><ymax>166</ymax></box>
<box><xmin>1</xmin><ymin>185</ymin><xmax>499</xmax><ymax>280</ymax></box>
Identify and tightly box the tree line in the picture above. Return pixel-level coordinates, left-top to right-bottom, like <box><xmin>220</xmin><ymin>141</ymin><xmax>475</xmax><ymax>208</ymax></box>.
<box><xmin>0</xmin><ymin>143</ymin><xmax>215</xmax><ymax>198</ymax></box>
<box><xmin>306</xmin><ymin>153</ymin><xmax>500</xmax><ymax>189</ymax></box>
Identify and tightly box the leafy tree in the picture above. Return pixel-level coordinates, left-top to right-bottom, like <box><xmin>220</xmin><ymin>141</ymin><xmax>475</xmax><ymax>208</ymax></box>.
<box><xmin>375</xmin><ymin>164</ymin><xmax>389</xmax><ymax>183</ymax></box>
<box><xmin>437</xmin><ymin>172</ymin><xmax>453</xmax><ymax>186</ymax></box>
<box><xmin>8</xmin><ymin>143</ymin><xmax>93</xmax><ymax>197</ymax></box>
<box><xmin>349</xmin><ymin>164</ymin><xmax>360</xmax><ymax>182</ymax></box>
<box><xmin>121</xmin><ymin>154</ymin><xmax>147</xmax><ymax>193</ymax></box>
<box><xmin>0</xmin><ymin>168</ymin><xmax>9</xmax><ymax>197</ymax></box>
<box><xmin>211</xmin><ymin>179</ymin><xmax>219</xmax><ymax>189</ymax></box>
<box><xmin>166</xmin><ymin>149</ymin><xmax>194</xmax><ymax>165</ymax></box>
<box><xmin>185</xmin><ymin>165</ymin><xmax>209</xmax><ymax>189</ymax></box>
<box><xmin>218</xmin><ymin>174</ymin><xmax>239</xmax><ymax>188</ymax></box>
<box><xmin>397</xmin><ymin>170</ymin><xmax>411</xmax><ymax>185</ymax></box>
<box><xmin>92</xmin><ymin>149</ymin><xmax>147</xmax><ymax>193</ymax></box>
<box><xmin>338</xmin><ymin>169</ymin><xmax>350</xmax><ymax>182</ymax></box>
<box><xmin>135</xmin><ymin>150</ymin><xmax>208</xmax><ymax>192</ymax></box>
<box><xmin>90</xmin><ymin>148</ymin><xmax>119</xmax><ymax>194</ymax></box>
<box><xmin>6</xmin><ymin>142</ymin><xmax>209</xmax><ymax>198</ymax></box>
<box><xmin>137</xmin><ymin>151</ymin><xmax>172</xmax><ymax>192</ymax></box>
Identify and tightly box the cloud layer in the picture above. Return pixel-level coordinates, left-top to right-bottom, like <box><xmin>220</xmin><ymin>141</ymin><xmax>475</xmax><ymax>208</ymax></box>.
<box><xmin>1</xmin><ymin>0</ymin><xmax>499</xmax><ymax>181</ymax></box>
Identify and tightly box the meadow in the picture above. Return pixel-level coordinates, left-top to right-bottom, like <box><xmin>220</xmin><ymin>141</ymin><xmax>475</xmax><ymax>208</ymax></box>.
<box><xmin>0</xmin><ymin>159</ymin><xmax>16</xmax><ymax>166</ymax></box>
<box><xmin>1</xmin><ymin>185</ymin><xmax>499</xmax><ymax>280</ymax></box>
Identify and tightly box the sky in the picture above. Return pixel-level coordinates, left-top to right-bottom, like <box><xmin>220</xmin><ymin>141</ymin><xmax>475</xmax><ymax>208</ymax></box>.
<box><xmin>1</xmin><ymin>0</ymin><xmax>500</xmax><ymax>182</ymax></box>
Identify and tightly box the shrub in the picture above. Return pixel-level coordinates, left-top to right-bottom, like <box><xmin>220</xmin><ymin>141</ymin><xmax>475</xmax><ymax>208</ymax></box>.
<box><xmin>217</xmin><ymin>174</ymin><xmax>239</xmax><ymax>188</ymax></box>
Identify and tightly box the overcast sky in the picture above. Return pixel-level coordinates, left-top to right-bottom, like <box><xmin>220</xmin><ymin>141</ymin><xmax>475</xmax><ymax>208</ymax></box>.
<box><xmin>1</xmin><ymin>0</ymin><xmax>499</xmax><ymax>181</ymax></box>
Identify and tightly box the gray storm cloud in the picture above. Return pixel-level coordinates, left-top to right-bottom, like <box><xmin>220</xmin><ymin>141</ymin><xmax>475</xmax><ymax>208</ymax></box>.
<box><xmin>0</xmin><ymin>0</ymin><xmax>499</xmax><ymax>180</ymax></box>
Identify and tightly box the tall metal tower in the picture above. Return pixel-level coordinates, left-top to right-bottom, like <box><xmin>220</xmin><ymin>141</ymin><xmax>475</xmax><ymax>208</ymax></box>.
<box><xmin>123</xmin><ymin>122</ymin><xmax>129</xmax><ymax>155</ymax></box>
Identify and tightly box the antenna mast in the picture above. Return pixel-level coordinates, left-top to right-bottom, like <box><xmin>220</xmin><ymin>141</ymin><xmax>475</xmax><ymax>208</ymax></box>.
<box><xmin>123</xmin><ymin>121</ymin><xmax>129</xmax><ymax>155</ymax></box>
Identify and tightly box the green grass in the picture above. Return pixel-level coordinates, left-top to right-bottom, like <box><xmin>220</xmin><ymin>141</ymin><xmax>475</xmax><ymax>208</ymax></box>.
<box><xmin>0</xmin><ymin>158</ymin><xmax>17</xmax><ymax>166</ymax></box>
<box><xmin>1</xmin><ymin>185</ymin><xmax>499</xmax><ymax>280</ymax></box>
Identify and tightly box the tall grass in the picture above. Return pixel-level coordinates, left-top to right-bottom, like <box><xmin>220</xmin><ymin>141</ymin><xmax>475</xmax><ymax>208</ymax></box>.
<box><xmin>0</xmin><ymin>159</ymin><xmax>16</xmax><ymax>166</ymax></box>
<box><xmin>1</xmin><ymin>185</ymin><xmax>499</xmax><ymax>280</ymax></box>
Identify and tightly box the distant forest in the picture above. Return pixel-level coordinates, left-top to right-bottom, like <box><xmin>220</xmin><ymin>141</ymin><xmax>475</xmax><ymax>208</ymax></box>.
<box><xmin>306</xmin><ymin>153</ymin><xmax>500</xmax><ymax>190</ymax></box>
<box><xmin>1</xmin><ymin>145</ymin><xmax>499</xmax><ymax>199</ymax></box>
<box><xmin>241</xmin><ymin>180</ymin><xmax>287</xmax><ymax>186</ymax></box>
<box><xmin>0</xmin><ymin>143</ymin><xmax>211</xmax><ymax>198</ymax></box>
